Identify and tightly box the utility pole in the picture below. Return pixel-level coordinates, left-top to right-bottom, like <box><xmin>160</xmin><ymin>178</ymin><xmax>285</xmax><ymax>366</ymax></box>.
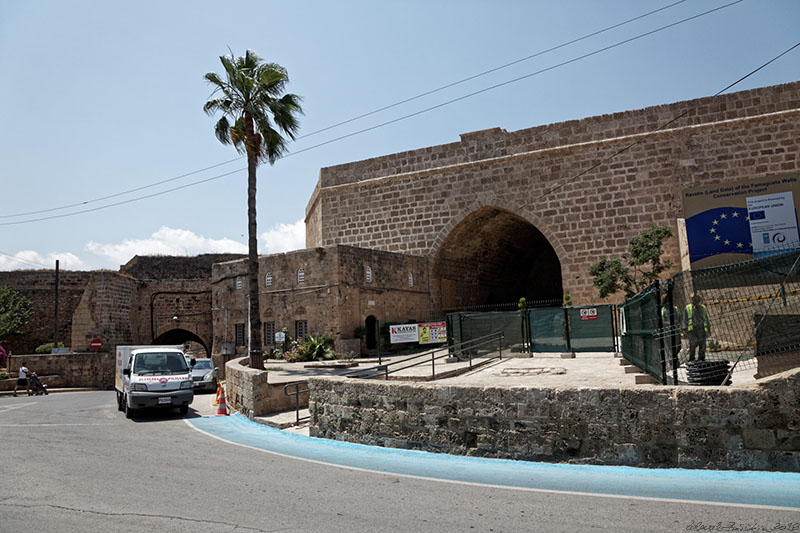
<box><xmin>54</xmin><ymin>259</ymin><xmax>60</xmax><ymax>348</ymax></box>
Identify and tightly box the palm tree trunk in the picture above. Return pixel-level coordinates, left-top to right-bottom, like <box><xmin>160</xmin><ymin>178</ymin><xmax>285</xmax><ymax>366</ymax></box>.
<box><xmin>244</xmin><ymin>111</ymin><xmax>263</xmax><ymax>370</ymax></box>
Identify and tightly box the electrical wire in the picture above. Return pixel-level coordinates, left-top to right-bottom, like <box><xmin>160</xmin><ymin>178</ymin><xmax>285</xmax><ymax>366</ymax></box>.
<box><xmin>532</xmin><ymin>40</ymin><xmax>800</xmax><ymax>202</ymax></box>
<box><xmin>0</xmin><ymin>0</ymin><xmax>692</xmax><ymax>220</ymax></box>
<box><xmin>0</xmin><ymin>250</ymin><xmax>51</xmax><ymax>269</ymax></box>
<box><xmin>297</xmin><ymin>0</ymin><xmax>691</xmax><ymax>140</ymax></box>
<box><xmin>0</xmin><ymin>0</ymin><xmax>749</xmax><ymax>227</ymax></box>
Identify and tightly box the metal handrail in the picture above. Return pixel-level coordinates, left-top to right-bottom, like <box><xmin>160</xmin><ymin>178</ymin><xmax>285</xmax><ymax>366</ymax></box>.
<box><xmin>283</xmin><ymin>381</ymin><xmax>310</xmax><ymax>426</ymax></box>
<box><xmin>343</xmin><ymin>331</ymin><xmax>504</xmax><ymax>381</ymax></box>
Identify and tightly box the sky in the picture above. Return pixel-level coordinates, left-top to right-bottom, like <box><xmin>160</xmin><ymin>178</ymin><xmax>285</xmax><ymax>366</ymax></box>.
<box><xmin>1</xmin><ymin>0</ymin><xmax>798</xmax><ymax>271</ymax></box>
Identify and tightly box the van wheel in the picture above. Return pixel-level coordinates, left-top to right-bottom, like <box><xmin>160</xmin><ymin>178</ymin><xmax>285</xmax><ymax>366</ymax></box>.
<box><xmin>179</xmin><ymin>405</ymin><xmax>189</xmax><ymax>415</ymax></box>
<box><xmin>116</xmin><ymin>392</ymin><xmax>123</xmax><ymax>411</ymax></box>
<box><xmin>124</xmin><ymin>397</ymin><xmax>136</xmax><ymax>419</ymax></box>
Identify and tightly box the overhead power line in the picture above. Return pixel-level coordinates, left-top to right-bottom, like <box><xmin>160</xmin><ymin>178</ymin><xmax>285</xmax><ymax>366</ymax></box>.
<box><xmin>0</xmin><ymin>250</ymin><xmax>51</xmax><ymax>269</ymax></box>
<box><xmin>1</xmin><ymin>0</ymin><xmax>749</xmax><ymax>227</ymax></box>
<box><xmin>0</xmin><ymin>0</ymin><xmax>692</xmax><ymax>221</ymax></box>
<box><xmin>532</xmin><ymin>40</ymin><xmax>800</xmax><ymax>202</ymax></box>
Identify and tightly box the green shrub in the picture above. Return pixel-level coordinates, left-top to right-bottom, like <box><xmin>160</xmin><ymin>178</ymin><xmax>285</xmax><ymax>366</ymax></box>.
<box><xmin>0</xmin><ymin>372</ymin><xmax>9</xmax><ymax>380</ymax></box>
<box><xmin>295</xmin><ymin>335</ymin><xmax>335</xmax><ymax>361</ymax></box>
<box><xmin>35</xmin><ymin>342</ymin><xmax>64</xmax><ymax>354</ymax></box>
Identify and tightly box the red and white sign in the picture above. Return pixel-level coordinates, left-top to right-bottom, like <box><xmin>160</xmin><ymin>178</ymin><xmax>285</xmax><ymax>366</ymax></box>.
<box><xmin>89</xmin><ymin>338</ymin><xmax>103</xmax><ymax>350</ymax></box>
<box><xmin>579</xmin><ymin>308</ymin><xmax>598</xmax><ymax>321</ymax></box>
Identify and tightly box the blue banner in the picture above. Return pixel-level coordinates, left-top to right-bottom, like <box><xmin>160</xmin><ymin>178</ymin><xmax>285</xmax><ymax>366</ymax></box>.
<box><xmin>686</xmin><ymin>206</ymin><xmax>753</xmax><ymax>263</ymax></box>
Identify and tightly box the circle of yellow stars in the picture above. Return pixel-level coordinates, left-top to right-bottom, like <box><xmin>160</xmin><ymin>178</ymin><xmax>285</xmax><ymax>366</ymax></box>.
<box><xmin>708</xmin><ymin>210</ymin><xmax>752</xmax><ymax>249</ymax></box>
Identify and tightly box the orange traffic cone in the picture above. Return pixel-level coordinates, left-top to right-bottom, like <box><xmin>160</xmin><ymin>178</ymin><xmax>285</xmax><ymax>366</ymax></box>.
<box><xmin>216</xmin><ymin>385</ymin><xmax>229</xmax><ymax>416</ymax></box>
<box><xmin>213</xmin><ymin>381</ymin><xmax>221</xmax><ymax>406</ymax></box>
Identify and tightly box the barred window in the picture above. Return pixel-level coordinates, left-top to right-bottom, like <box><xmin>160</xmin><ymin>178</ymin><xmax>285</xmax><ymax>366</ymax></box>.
<box><xmin>365</xmin><ymin>266</ymin><xmax>373</xmax><ymax>283</ymax></box>
<box><xmin>408</xmin><ymin>272</ymin><xmax>414</xmax><ymax>288</ymax></box>
<box><xmin>298</xmin><ymin>268</ymin><xmax>305</xmax><ymax>285</ymax></box>
<box><xmin>296</xmin><ymin>320</ymin><xmax>308</xmax><ymax>341</ymax></box>
<box><xmin>265</xmin><ymin>272</ymin><xmax>273</xmax><ymax>287</ymax></box>
<box><xmin>234</xmin><ymin>323</ymin><xmax>245</xmax><ymax>346</ymax></box>
<box><xmin>264</xmin><ymin>322</ymin><xmax>275</xmax><ymax>346</ymax></box>
<box><xmin>235</xmin><ymin>278</ymin><xmax>243</xmax><ymax>291</ymax></box>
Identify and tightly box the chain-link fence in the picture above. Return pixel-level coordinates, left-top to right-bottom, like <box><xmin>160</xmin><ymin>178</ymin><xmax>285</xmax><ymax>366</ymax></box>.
<box><xmin>447</xmin><ymin>305</ymin><xmax>617</xmax><ymax>354</ymax></box>
<box><xmin>446</xmin><ymin>311</ymin><xmax>527</xmax><ymax>354</ymax></box>
<box><xmin>620</xmin><ymin>249</ymin><xmax>800</xmax><ymax>385</ymax></box>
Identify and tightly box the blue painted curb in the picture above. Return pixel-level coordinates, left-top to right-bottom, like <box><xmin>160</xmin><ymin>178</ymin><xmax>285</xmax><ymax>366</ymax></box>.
<box><xmin>188</xmin><ymin>414</ymin><xmax>800</xmax><ymax>509</ymax></box>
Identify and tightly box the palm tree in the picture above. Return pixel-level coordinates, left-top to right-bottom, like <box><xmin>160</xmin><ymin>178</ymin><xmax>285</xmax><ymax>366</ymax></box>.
<box><xmin>204</xmin><ymin>50</ymin><xmax>302</xmax><ymax>369</ymax></box>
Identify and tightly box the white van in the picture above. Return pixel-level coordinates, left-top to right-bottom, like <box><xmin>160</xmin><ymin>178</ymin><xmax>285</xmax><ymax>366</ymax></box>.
<box><xmin>115</xmin><ymin>345</ymin><xmax>194</xmax><ymax>418</ymax></box>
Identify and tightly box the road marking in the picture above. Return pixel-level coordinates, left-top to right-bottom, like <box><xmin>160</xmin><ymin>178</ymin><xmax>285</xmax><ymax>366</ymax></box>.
<box><xmin>0</xmin><ymin>402</ymin><xmax>37</xmax><ymax>413</ymax></box>
<box><xmin>185</xmin><ymin>415</ymin><xmax>800</xmax><ymax>511</ymax></box>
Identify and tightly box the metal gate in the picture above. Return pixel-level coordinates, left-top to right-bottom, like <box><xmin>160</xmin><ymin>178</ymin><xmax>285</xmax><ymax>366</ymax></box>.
<box><xmin>529</xmin><ymin>308</ymin><xmax>568</xmax><ymax>352</ymax></box>
<box><xmin>567</xmin><ymin>305</ymin><xmax>616</xmax><ymax>352</ymax></box>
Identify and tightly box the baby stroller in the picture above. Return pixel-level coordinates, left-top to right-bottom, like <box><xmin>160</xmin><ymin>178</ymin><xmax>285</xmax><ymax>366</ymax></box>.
<box><xmin>29</xmin><ymin>372</ymin><xmax>48</xmax><ymax>395</ymax></box>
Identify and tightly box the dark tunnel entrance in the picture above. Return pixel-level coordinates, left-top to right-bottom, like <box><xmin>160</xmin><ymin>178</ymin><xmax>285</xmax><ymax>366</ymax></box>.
<box><xmin>433</xmin><ymin>207</ymin><xmax>563</xmax><ymax>311</ymax></box>
<box><xmin>152</xmin><ymin>328</ymin><xmax>210</xmax><ymax>356</ymax></box>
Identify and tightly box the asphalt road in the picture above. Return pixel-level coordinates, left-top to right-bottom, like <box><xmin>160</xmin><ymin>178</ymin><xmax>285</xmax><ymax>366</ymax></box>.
<box><xmin>1</xmin><ymin>391</ymin><xmax>798</xmax><ymax>532</ymax></box>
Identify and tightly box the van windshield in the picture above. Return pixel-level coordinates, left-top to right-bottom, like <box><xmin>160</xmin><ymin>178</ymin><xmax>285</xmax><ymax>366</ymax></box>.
<box><xmin>133</xmin><ymin>352</ymin><xmax>188</xmax><ymax>374</ymax></box>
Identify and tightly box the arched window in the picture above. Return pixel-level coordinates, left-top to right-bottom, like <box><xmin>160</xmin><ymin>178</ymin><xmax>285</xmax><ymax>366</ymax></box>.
<box><xmin>265</xmin><ymin>272</ymin><xmax>273</xmax><ymax>287</ymax></box>
<box><xmin>408</xmin><ymin>272</ymin><xmax>414</xmax><ymax>288</ymax></box>
<box><xmin>298</xmin><ymin>268</ymin><xmax>305</xmax><ymax>285</ymax></box>
<box><xmin>365</xmin><ymin>266</ymin><xmax>372</xmax><ymax>283</ymax></box>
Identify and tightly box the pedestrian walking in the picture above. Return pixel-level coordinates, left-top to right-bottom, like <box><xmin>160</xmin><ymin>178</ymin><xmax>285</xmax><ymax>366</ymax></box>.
<box><xmin>13</xmin><ymin>361</ymin><xmax>31</xmax><ymax>396</ymax></box>
<box><xmin>683</xmin><ymin>293</ymin><xmax>710</xmax><ymax>361</ymax></box>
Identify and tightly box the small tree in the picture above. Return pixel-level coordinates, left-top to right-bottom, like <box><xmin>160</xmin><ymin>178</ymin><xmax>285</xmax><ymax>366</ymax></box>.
<box><xmin>0</xmin><ymin>286</ymin><xmax>33</xmax><ymax>342</ymax></box>
<box><xmin>589</xmin><ymin>225</ymin><xmax>674</xmax><ymax>299</ymax></box>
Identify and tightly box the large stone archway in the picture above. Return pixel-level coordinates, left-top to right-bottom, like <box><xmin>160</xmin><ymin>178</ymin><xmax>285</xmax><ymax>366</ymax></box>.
<box><xmin>306</xmin><ymin>83</ymin><xmax>800</xmax><ymax>305</ymax></box>
<box><xmin>152</xmin><ymin>328</ymin><xmax>210</xmax><ymax>356</ymax></box>
<box><xmin>432</xmin><ymin>206</ymin><xmax>562</xmax><ymax>311</ymax></box>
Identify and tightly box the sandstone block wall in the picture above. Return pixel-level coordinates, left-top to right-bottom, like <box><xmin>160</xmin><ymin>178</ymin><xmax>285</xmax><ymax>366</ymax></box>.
<box><xmin>225</xmin><ymin>356</ymin><xmax>308</xmax><ymax>416</ymax></box>
<box><xmin>306</xmin><ymin>82</ymin><xmax>800</xmax><ymax>307</ymax></box>
<box><xmin>70</xmin><ymin>272</ymin><xmax>138</xmax><ymax>351</ymax></box>
<box><xmin>8</xmin><ymin>352</ymin><xmax>115</xmax><ymax>388</ymax></box>
<box><xmin>0</xmin><ymin>271</ymin><xmax>93</xmax><ymax>355</ymax></box>
<box><xmin>212</xmin><ymin>245</ymin><xmax>431</xmax><ymax>354</ymax></box>
<box><xmin>120</xmin><ymin>254</ymin><xmax>244</xmax><ymax>280</ymax></box>
<box><xmin>308</xmin><ymin>369</ymin><xmax>800</xmax><ymax>471</ymax></box>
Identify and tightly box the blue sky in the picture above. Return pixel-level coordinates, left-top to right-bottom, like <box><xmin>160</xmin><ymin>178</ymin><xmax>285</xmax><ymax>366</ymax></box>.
<box><xmin>1</xmin><ymin>0</ymin><xmax>798</xmax><ymax>271</ymax></box>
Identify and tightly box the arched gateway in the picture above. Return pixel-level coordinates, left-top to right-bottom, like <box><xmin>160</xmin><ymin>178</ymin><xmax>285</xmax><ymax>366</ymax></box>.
<box><xmin>306</xmin><ymin>83</ymin><xmax>800</xmax><ymax>306</ymax></box>
<box><xmin>432</xmin><ymin>206</ymin><xmax>562</xmax><ymax>311</ymax></box>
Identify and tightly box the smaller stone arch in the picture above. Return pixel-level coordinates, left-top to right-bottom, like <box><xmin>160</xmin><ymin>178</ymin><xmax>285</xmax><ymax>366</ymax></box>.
<box><xmin>152</xmin><ymin>328</ymin><xmax>210</xmax><ymax>356</ymax></box>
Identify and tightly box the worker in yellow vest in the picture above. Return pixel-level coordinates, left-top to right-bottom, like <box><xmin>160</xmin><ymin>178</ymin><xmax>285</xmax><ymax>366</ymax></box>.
<box><xmin>682</xmin><ymin>293</ymin><xmax>710</xmax><ymax>361</ymax></box>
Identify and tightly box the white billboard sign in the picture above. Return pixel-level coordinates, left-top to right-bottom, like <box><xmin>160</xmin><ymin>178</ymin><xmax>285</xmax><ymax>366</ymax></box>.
<box><xmin>390</xmin><ymin>324</ymin><xmax>418</xmax><ymax>343</ymax></box>
<box><xmin>746</xmin><ymin>191</ymin><xmax>800</xmax><ymax>257</ymax></box>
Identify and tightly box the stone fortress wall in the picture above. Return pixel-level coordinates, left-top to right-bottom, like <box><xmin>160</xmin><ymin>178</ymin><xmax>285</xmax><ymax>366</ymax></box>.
<box><xmin>309</xmin><ymin>368</ymin><xmax>800</xmax><ymax>472</ymax></box>
<box><xmin>306</xmin><ymin>82</ymin><xmax>800</xmax><ymax>307</ymax></box>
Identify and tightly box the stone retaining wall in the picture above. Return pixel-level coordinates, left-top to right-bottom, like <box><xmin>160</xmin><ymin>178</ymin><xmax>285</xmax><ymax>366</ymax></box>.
<box><xmin>225</xmin><ymin>356</ymin><xmax>309</xmax><ymax>417</ymax></box>
<box><xmin>8</xmin><ymin>352</ymin><xmax>114</xmax><ymax>388</ymax></box>
<box><xmin>308</xmin><ymin>369</ymin><xmax>800</xmax><ymax>471</ymax></box>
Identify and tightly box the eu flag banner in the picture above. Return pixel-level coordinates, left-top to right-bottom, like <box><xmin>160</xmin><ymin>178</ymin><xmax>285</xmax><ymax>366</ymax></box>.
<box><xmin>686</xmin><ymin>206</ymin><xmax>753</xmax><ymax>263</ymax></box>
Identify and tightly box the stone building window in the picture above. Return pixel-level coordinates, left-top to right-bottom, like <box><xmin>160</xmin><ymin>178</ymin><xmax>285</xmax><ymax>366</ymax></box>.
<box><xmin>265</xmin><ymin>272</ymin><xmax>273</xmax><ymax>287</ymax></box>
<box><xmin>264</xmin><ymin>321</ymin><xmax>275</xmax><ymax>346</ymax></box>
<box><xmin>297</xmin><ymin>268</ymin><xmax>305</xmax><ymax>285</ymax></box>
<box><xmin>295</xmin><ymin>320</ymin><xmax>308</xmax><ymax>341</ymax></box>
<box><xmin>234</xmin><ymin>323</ymin><xmax>245</xmax><ymax>346</ymax></box>
<box><xmin>408</xmin><ymin>272</ymin><xmax>414</xmax><ymax>288</ymax></box>
<box><xmin>235</xmin><ymin>278</ymin><xmax>243</xmax><ymax>291</ymax></box>
<box><xmin>365</xmin><ymin>266</ymin><xmax>372</xmax><ymax>283</ymax></box>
